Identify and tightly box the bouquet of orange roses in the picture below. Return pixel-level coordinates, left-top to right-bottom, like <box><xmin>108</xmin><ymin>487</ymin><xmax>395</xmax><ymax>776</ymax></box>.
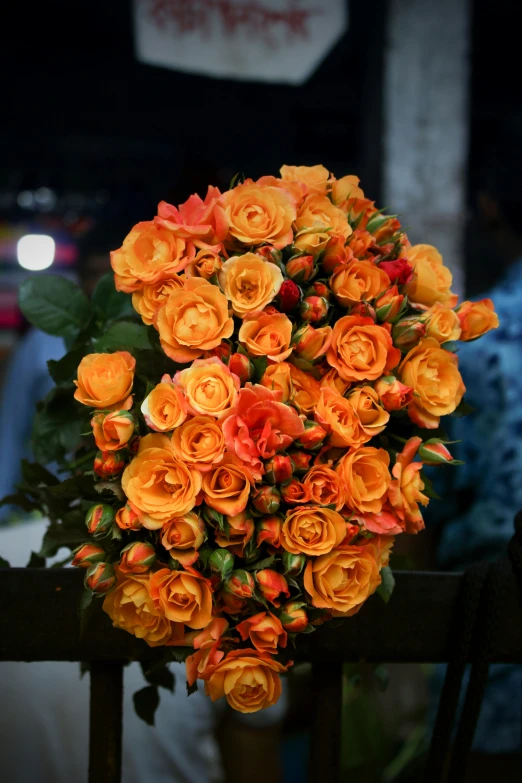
<box><xmin>12</xmin><ymin>164</ymin><xmax>499</xmax><ymax>716</ymax></box>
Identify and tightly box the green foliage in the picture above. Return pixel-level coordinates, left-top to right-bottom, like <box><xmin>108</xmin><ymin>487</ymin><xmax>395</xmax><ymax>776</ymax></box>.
<box><xmin>376</xmin><ymin>566</ymin><xmax>395</xmax><ymax>604</ymax></box>
<box><xmin>133</xmin><ymin>685</ymin><xmax>160</xmax><ymax>726</ymax></box>
<box><xmin>19</xmin><ymin>275</ymin><xmax>92</xmax><ymax>339</ymax></box>
<box><xmin>0</xmin><ymin>556</ymin><xmax>11</xmax><ymax>569</ymax></box>
<box><xmin>92</xmin><ymin>273</ymin><xmax>135</xmax><ymax>321</ymax></box>
<box><xmin>93</xmin><ymin>321</ymin><xmax>152</xmax><ymax>353</ymax></box>
<box><xmin>140</xmin><ymin>659</ymin><xmax>175</xmax><ymax>692</ymax></box>
<box><xmin>451</xmin><ymin>398</ymin><xmax>475</xmax><ymax>418</ymax></box>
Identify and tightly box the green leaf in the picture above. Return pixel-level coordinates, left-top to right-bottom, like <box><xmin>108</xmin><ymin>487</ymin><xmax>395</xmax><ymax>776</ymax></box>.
<box><xmin>79</xmin><ymin>589</ymin><xmax>95</xmax><ymax>637</ymax></box>
<box><xmin>0</xmin><ymin>556</ymin><xmax>11</xmax><ymax>568</ymax></box>
<box><xmin>19</xmin><ymin>275</ymin><xmax>91</xmax><ymax>338</ymax></box>
<box><xmin>92</xmin><ymin>273</ymin><xmax>135</xmax><ymax>321</ymax></box>
<box><xmin>48</xmin><ymin>347</ymin><xmax>87</xmax><ymax>385</ymax></box>
<box><xmin>251</xmin><ymin>355</ymin><xmax>268</xmax><ymax>382</ymax></box>
<box><xmin>140</xmin><ymin>661</ymin><xmax>175</xmax><ymax>692</ymax></box>
<box><xmin>420</xmin><ymin>471</ymin><xmax>441</xmax><ymax>500</ymax></box>
<box><xmin>21</xmin><ymin>460</ymin><xmax>60</xmax><ymax>487</ymax></box>
<box><xmin>26</xmin><ymin>551</ymin><xmax>46</xmax><ymax>568</ymax></box>
<box><xmin>169</xmin><ymin>646</ymin><xmax>193</xmax><ymax>664</ymax></box>
<box><xmin>451</xmin><ymin>398</ymin><xmax>475</xmax><ymax>418</ymax></box>
<box><xmin>376</xmin><ymin>565</ymin><xmax>395</xmax><ymax>604</ymax></box>
<box><xmin>92</xmin><ymin>321</ymin><xmax>151</xmax><ymax>353</ymax></box>
<box><xmin>39</xmin><ymin>524</ymin><xmax>91</xmax><ymax>558</ymax></box>
<box><xmin>134</xmin><ymin>348</ymin><xmax>177</xmax><ymax>379</ymax></box>
<box><xmin>244</xmin><ymin>555</ymin><xmax>275</xmax><ymax>572</ymax></box>
<box><xmin>133</xmin><ymin>685</ymin><xmax>160</xmax><ymax>726</ymax></box>
<box><xmin>186</xmin><ymin>681</ymin><xmax>198</xmax><ymax>697</ymax></box>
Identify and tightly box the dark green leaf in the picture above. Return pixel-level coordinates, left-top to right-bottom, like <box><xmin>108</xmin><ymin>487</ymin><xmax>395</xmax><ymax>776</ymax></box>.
<box><xmin>48</xmin><ymin>347</ymin><xmax>87</xmax><ymax>385</ymax></box>
<box><xmin>0</xmin><ymin>556</ymin><xmax>11</xmax><ymax>568</ymax></box>
<box><xmin>19</xmin><ymin>275</ymin><xmax>91</xmax><ymax>338</ymax></box>
<box><xmin>79</xmin><ymin>590</ymin><xmax>95</xmax><ymax>636</ymax></box>
<box><xmin>0</xmin><ymin>492</ymin><xmax>42</xmax><ymax>512</ymax></box>
<box><xmin>94</xmin><ymin>481</ymin><xmax>125</xmax><ymax>502</ymax></box>
<box><xmin>92</xmin><ymin>273</ymin><xmax>136</xmax><ymax>321</ymax></box>
<box><xmin>134</xmin><ymin>348</ymin><xmax>177</xmax><ymax>379</ymax></box>
<box><xmin>39</xmin><ymin>524</ymin><xmax>91</xmax><ymax>558</ymax></box>
<box><xmin>451</xmin><ymin>398</ymin><xmax>475</xmax><ymax>418</ymax></box>
<box><xmin>93</xmin><ymin>321</ymin><xmax>151</xmax><ymax>353</ymax></box>
<box><xmin>21</xmin><ymin>460</ymin><xmax>59</xmax><ymax>487</ymax></box>
<box><xmin>251</xmin><ymin>355</ymin><xmax>268</xmax><ymax>382</ymax></box>
<box><xmin>420</xmin><ymin>471</ymin><xmax>441</xmax><ymax>500</ymax></box>
<box><xmin>26</xmin><ymin>551</ymin><xmax>46</xmax><ymax>568</ymax></box>
<box><xmin>140</xmin><ymin>661</ymin><xmax>175</xmax><ymax>692</ymax></box>
<box><xmin>133</xmin><ymin>685</ymin><xmax>160</xmax><ymax>726</ymax></box>
<box><xmin>80</xmin><ymin>661</ymin><xmax>90</xmax><ymax>679</ymax></box>
<box><xmin>244</xmin><ymin>555</ymin><xmax>275</xmax><ymax>572</ymax></box>
<box><xmin>169</xmin><ymin>647</ymin><xmax>193</xmax><ymax>664</ymax></box>
<box><xmin>186</xmin><ymin>681</ymin><xmax>198</xmax><ymax>697</ymax></box>
<box><xmin>376</xmin><ymin>565</ymin><xmax>395</xmax><ymax>604</ymax></box>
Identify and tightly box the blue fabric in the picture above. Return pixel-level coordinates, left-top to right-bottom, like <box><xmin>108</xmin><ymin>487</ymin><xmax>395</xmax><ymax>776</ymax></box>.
<box><xmin>433</xmin><ymin>260</ymin><xmax>522</xmax><ymax>753</ymax></box>
<box><xmin>0</xmin><ymin>330</ymin><xmax>64</xmax><ymax>521</ymax></box>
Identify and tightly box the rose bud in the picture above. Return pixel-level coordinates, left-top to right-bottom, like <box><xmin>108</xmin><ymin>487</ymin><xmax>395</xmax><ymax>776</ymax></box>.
<box><xmin>282</xmin><ymin>551</ymin><xmax>306</xmax><ymax>576</ymax></box>
<box><xmin>299</xmin><ymin>295</ymin><xmax>329</xmax><ymax>324</ymax></box>
<box><xmin>350</xmin><ymin>302</ymin><xmax>376</xmax><ymax>320</ymax></box>
<box><xmin>379</xmin><ymin>257</ymin><xmax>413</xmax><ymax>286</ymax></box>
<box><xmin>72</xmin><ymin>543</ymin><xmax>106</xmax><ymax>569</ymax></box>
<box><xmin>207</xmin><ymin>341</ymin><xmax>232</xmax><ymax>363</ymax></box>
<box><xmin>91</xmin><ymin>410</ymin><xmax>135</xmax><ymax>452</ymax></box>
<box><xmin>392</xmin><ymin>317</ymin><xmax>426</xmax><ymax>350</ymax></box>
<box><xmin>115</xmin><ymin>502</ymin><xmax>143</xmax><ymax>531</ymax></box>
<box><xmin>93</xmin><ymin>449</ymin><xmax>126</xmax><ymax>479</ymax></box>
<box><xmin>295</xmin><ymin>419</ymin><xmax>328</xmax><ymax>450</ymax></box>
<box><xmin>417</xmin><ymin>439</ymin><xmax>463</xmax><ymax>466</ymax></box>
<box><xmin>217</xmin><ymin>589</ymin><xmax>246</xmax><ymax>615</ymax></box>
<box><xmin>236</xmin><ymin>611</ymin><xmax>288</xmax><ymax>655</ymax></box>
<box><xmin>85</xmin><ymin>562</ymin><xmax>116</xmax><ymax>595</ymax></box>
<box><xmin>255</xmin><ymin>569</ymin><xmax>290</xmax><ymax>607</ymax></box>
<box><xmin>285</xmin><ymin>254</ymin><xmax>315</xmax><ymax>284</ymax></box>
<box><xmin>375</xmin><ymin>286</ymin><xmax>405</xmax><ymax>322</ymax></box>
<box><xmin>279</xmin><ymin>600</ymin><xmax>309</xmax><ymax>633</ymax></box>
<box><xmin>374</xmin><ymin>377</ymin><xmax>413</xmax><ymax>412</ymax></box>
<box><xmin>264</xmin><ymin>454</ymin><xmax>294</xmax><ymax>485</ymax></box>
<box><xmin>292</xmin><ymin>323</ymin><xmax>332</xmax><ymax>363</ymax></box>
<box><xmin>278</xmin><ymin>279</ymin><xmax>301</xmax><ymax>313</ymax></box>
<box><xmin>256</xmin><ymin>245</ymin><xmax>283</xmax><ymax>266</ymax></box>
<box><xmin>224</xmin><ymin>569</ymin><xmax>256</xmax><ymax>599</ymax></box>
<box><xmin>306</xmin><ymin>281</ymin><xmax>331</xmax><ymax>300</ymax></box>
<box><xmin>287</xmin><ymin>450</ymin><xmax>313</xmax><ymax>476</ymax></box>
<box><xmin>256</xmin><ymin>515</ymin><xmax>283</xmax><ymax>549</ymax></box>
<box><xmin>209</xmin><ymin>548</ymin><xmax>235</xmax><ymax>581</ymax></box>
<box><xmin>322</xmin><ymin>234</ymin><xmax>352</xmax><ymax>274</ymax></box>
<box><xmin>456</xmin><ymin>298</ymin><xmax>499</xmax><ymax>341</ymax></box>
<box><xmin>229</xmin><ymin>352</ymin><xmax>254</xmax><ymax>385</ymax></box>
<box><xmin>119</xmin><ymin>541</ymin><xmax>157</xmax><ymax>574</ymax></box>
<box><xmin>251</xmin><ymin>484</ymin><xmax>281</xmax><ymax>515</ymax></box>
<box><xmin>85</xmin><ymin>504</ymin><xmax>115</xmax><ymax>538</ymax></box>
<box><xmin>280</xmin><ymin>479</ymin><xmax>312</xmax><ymax>505</ymax></box>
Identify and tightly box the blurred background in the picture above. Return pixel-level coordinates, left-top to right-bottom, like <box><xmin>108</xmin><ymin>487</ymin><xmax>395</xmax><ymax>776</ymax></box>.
<box><xmin>1</xmin><ymin>1</ymin><xmax>521</xmax><ymax>782</ymax></box>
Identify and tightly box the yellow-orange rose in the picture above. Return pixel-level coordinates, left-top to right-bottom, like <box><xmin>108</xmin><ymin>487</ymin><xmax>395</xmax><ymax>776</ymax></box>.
<box><xmin>239</xmin><ymin>312</ymin><xmax>293</xmax><ymax>363</ymax></box>
<box><xmin>288</xmin><ymin>363</ymin><xmax>321</xmax><ymax>415</ymax></box>
<box><xmin>280</xmin><ymin>164</ymin><xmax>330</xmax><ymax>195</ymax></box>
<box><xmin>281</xmin><ymin>505</ymin><xmax>346</xmax><ymax>556</ymax></box>
<box><xmin>155</xmin><ymin>277</ymin><xmax>234</xmax><ymax>364</ymax></box>
<box><xmin>326</xmin><ymin>315</ymin><xmax>401</xmax><ymax>382</ymax></box>
<box><xmin>320</xmin><ymin>368</ymin><xmax>351</xmax><ymax>396</ymax></box>
<box><xmin>103</xmin><ymin>570</ymin><xmax>182</xmax><ymax>646</ymax></box>
<box><xmin>111</xmin><ymin>221</ymin><xmax>193</xmax><ymax>293</ymax></box>
<box><xmin>315</xmin><ymin>387</ymin><xmax>367</xmax><ymax>448</ymax></box>
<box><xmin>205</xmin><ymin>648</ymin><xmax>289</xmax><ymax>713</ymax></box>
<box><xmin>348</xmin><ymin>385</ymin><xmax>390</xmax><ymax>437</ymax></box>
<box><xmin>388</xmin><ymin>437</ymin><xmax>428</xmax><ymax>533</ymax></box>
<box><xmin>171</xmin><ymin>415</ymin><xmax>226</xmax><ymax>472</ymax></box>
<box><xmin>261</xmin><ymin>362</ymin><xmax>293</xmax><ymax>402</ymax></box>
<box><xmin>257</xmin><ymin>174</ymin><xmax>306</xmax><ymax>204</ymax></box>
<box><xmin>405</xmin><ymin>244</ymin><xmax>454</xmax><ymax>306</ymax></box>
<box><xmin>293</xmin><ymin>229</ymin><xmax>331</xmax><ymax>257</ymax></box>
<box><xmin>174</xmin><ymin>357</ymin><xmax>239</xmax><ymax>418</ymax></box>
<box><xmin>132</xmin><ymin>276</ymin><xmax>184</xmax><ymax>325</ymax></box>
<box><xmin>425</xmin><ymin>303</ymin><xmax>462</xmax><ymax>343</ymax></box>
<box><xmin>302</xmin><ymin>465</ymin><xmax>346</xmax><ymax>511</ymax></box>
<box><xmin>74</xmin><ymin>351</ymin><xmax>135</xmax><ymax>410</ymax></box>
<box><xmin>221</xmin><ymin>182</ymin><xmax>296</xmax><ymax>249</ymax></box>
<box><xmin>121</xmin><ymin>433</ymin><xmax>202</xmax><ymax>528</ymax></box>
<box><xmin>185</xmin><ymin>243</ymin><xmax>223</xmax><ymax>280</ymax></box>
<box><xmin>201</xmin><ymin>456</ymin><xmax>253</xmax><ymax>516</ymax></box>
<box><xmin>91</xmin><ymin>410</ymin><xmax>135</xmax><ymax>451</ymax></box>
<box><xmin>330</xmin><ymin>260</ymin><xmax>390</xmax><ymax>307</ymax></box>
<box><xmin>399</xmin><ymin>337</ymin><xmax>465</xmax><ymax>428</ymax></box>
<box><xmin>457</xmin><ymin>298</ymin><xmax>499</xmax><ymax>341</ymax></box>
<box><xmin>141</xmin><ymin>380</ymin><xmax>188</xmax><ymax>431</ymax></box>
<box><xmin>295</xmin><ymin>194</ymin><xmax>351</xmax><ymax>239</ymax></box>
<box><xmin>149</xmin><ymin>567</ymin><xmax>213</xmax><ymax>629</ymax></box>
<box><xmin>161</xmin><ymin>512</ymin><xmax>205</xmax><ymax>567</ymax></box>
<box><xmin>331</xmin><ymin>174</ymin><xmax>366</xmax><ymax>206</ymax></box>
<box><xmin>304</xmin><ymin>546</ymin><xmax>381</xmax><ymax>615</ymax></box>
<box><xmin>336</xmin><ymin>447</ymin><xmax>391</xmax><ymax>514</ymax></box>
<box><xmin>219</xmin><ymin>253</ymin><xmax>283</xmax><ymax>316</ymax></box>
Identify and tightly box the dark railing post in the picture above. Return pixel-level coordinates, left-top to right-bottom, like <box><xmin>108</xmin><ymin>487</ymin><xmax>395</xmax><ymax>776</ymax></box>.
<box><xmin>310</xmin><ymin>660</ymin><xmax>343</xmax><ymax>783</ymax></box>
<box><xmin>89</xmin><ymin>660</ymin><xmax>124</xmax><ymax>783</ymax></box>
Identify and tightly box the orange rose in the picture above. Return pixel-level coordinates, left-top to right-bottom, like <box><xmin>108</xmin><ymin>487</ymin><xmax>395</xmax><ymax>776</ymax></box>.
<box><xmin>302</xmin><ymin>464</ymin><xmax>346</xmax><ymax>511</ymax></box>
<box><xmin>219</xmin><ymin>253</ymin><xmax>283</xmax><ymax>316</ymax></box>
<box><xmin>74</xmin><ymin>351</ymin><xmax>135</xmax><ymax>410</ymax></box>
<box><xmin>204</xmin><ymin>648</ymin><xmax>290</xmax><ymax>713</ymax></box>
<box><xmin>304</xmin><ymin>545</ymin><xmax>381</xmax><ymax>616</ymax></box>
<box><xmin>456</xmin><ymin>298</ymin><xmax>499</xmax><ymax>341</ymax></box>
<box><xmin>293</xmin><ymin>324</ymin><xmax>333</xmax><ymax>364</ymax></box>
<box><xmin>236</xmin><ymin>611</ymin><xmax>287</xmax><ymax>655</ymax></box>
<box><xmin>132</xmin><ymin>275</ymin><xmax>184</xmax><ymax>325</ymax></box>
<box><xmin>201</xmin><ymin>456</ymin><xmax>253</xmax><ymax>516</ymax></box>
<box><xmin>425</xmin><ymin>303</ymin><xmax>462</xmax><ymax>343</ymax></box>
<box><xmin>149</xmin><ymin>567</ymin><xmax>213</xmax><ymax>629</ymax></box>
<box><xmin>141</xmin><ymin>380</ymin><xmax>188</xmax><ymax>432</ymax></box>
<box><xmin>315</xmin><ymin>387</ymin><xmax>367</xmax><ymax>448</ymax></box>
<box><xmin>221</xmin><ymin>182</ymin><xmax>296</xmax><ymax>249</ymax></box>
<box><xmin>214</xmin><ymin>510</ymin><xmax>255</xmax><ymax>557</ymax></box>
<box><xmin>293</xmin><ymin>228</ymin><xmax>332</xmax><ymax>257</ymax></box>
<box><xmin>161</xmin><ymin>512</ymin><xmax>206</xmax><ymax>567</ymax></box>
<box><xmin>111</xmin><ymin>221</ymin><xmax>193</xmax><ymax>293</ymax></box>
<box><xmin>121</xmin><ymin>433</ymin><xmax>202</xmax><ymax>529</ymax></box>
<box><xmin>173</xmin><ymin>357</ymin><xmax>240</xmax><ymax>419</ymax></box>
<box><xmin>330</xmin><ymin>260</ymin><xmax>390</xmax><ymax>307</ymax></box>
<box><xmin>281</xmin><ymin>505</ymin><xmax>346</xmax><ymax>556</ymax></box>
<box><xmin>155</xmin><ymin>277</ymin><xmax>234</xmax><ymax>364</ymax></box>
<box><xmin>115</xmin><ymin>502</ymin><xmax>142</xmax><ymax>531</ymax></box>
<box><xmin>348</xmin><ymin>385</ymin><xmax>390</xmax><ymax>437</ymax></box>
<box><xmin>374</xmin><ymin>377</ymin><xmax>413</xmax><ymax>412</ymax></box>
<box><xmin>103</xmin><ymin>569</ymin><xmax>183</xmax><ymax>646</ymax></box>
<box><xmin>261</xmin><ymin>362</ymin><xmax>294</xmax><ymax>402</ymax></box>
<box><xmin>320</xmin><ymin>367</ymin><xmax>351</xmax><ymax>396</ymax></box>
<box><xmin>239</xmin><ymin>312</ymin><xmax>293</xmax><ymax>363</ymax></box>
<box><xmin>257</xmin><ymin>174</ymin><xmax>306</xmax><ymax>204</ymax></box>
<box><xmin>185</xmin><ymin>242</ymin><xmax>223</xmax><ymax>280</ymax></box>
<box><xmin>91</xmin><ymin>410</ymin><xmax>135</xmax><ymax>451</ymax></box>
<box><xmin>171</xmin><ymin>415</ymin><xmax>226</xmax><ymax>472</ymax></box>
<box><xmin>388</xmin><ymin>437</ymin><xmax>428</xmax><ymax>533</ymax></box>
<box><xmin>156</xmin><ymin>186</ymin><xmax>228</xmax><ymax>244</ymax></box>
<box><xmin>399</xmin><ymin>337</ymin><xmax>465</xmax><ymax>428</ymax></box>
<box><xmin>280</xmin><ymin>479</ymin><xmax>312</xmax><ymax>505</ymax></box>
<box><xmin>331</xmin><ymin>174</ymin><xmax>366</xmax><ymax>208</ymax></box>
<box><xmin>288</xmin><ymin>363</ymin><xmax>321</xmax><ymax>415</ymax></box>
<box><xmin>295</xmin><ymin>194</ymin><xmax>351</xmax><ymax>239</ymax></box>
<box><xmin>280</xmin><ymin>164</ymin><xmax>330</xmax><ymax>195</ymax></box>
<box><xmin>326</xmin><ymin>315</ymin><xmax>401</xmax><ymax>382</ymax></box>
<box><xmin>336</xmin><ymin>447</ymin><xmax>391</xmax><ymax>514</ymax></box>
<box><xmin>405</xmin><ymin>244</ymin><xmax>454</xmax><ymax>306</ymax></box>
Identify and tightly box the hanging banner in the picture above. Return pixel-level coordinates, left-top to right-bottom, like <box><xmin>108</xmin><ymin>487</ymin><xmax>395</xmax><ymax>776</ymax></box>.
<box><xmin>133</xmin><ymin>0</ymin><xmax>348</xmax><ymax>85</ymax></box>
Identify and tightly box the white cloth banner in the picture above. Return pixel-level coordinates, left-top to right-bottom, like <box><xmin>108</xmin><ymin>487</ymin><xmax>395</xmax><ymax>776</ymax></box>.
<box><xmin>133</xmin><ymin>0</ymin><xmax>348</xmax><ymax>85</ymax></box>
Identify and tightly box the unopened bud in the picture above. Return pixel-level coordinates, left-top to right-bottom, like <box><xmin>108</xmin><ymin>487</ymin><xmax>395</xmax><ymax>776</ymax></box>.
<box><xmin>85</xmin><ymin>562</ymin><xmax>116</xmax><ymax>594</ymax></box>
<box><xmin>85</xmin><ymin>504</ymin><xmax>115</xmax><ymax>538</ymax></box>
<box><xmin>72</xmin><ymin>543</ymin><xmax>106</xmax><ymax>569</ymax></box>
